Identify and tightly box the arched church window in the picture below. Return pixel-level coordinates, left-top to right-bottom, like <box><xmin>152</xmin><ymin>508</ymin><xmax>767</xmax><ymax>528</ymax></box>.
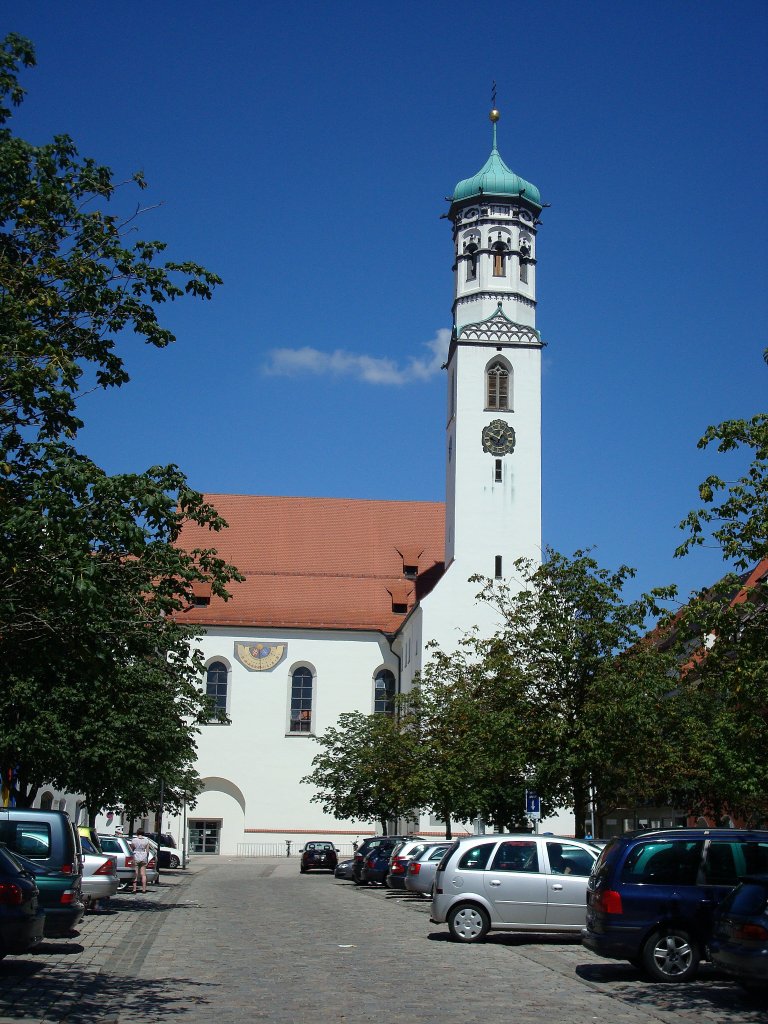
<box><xmin>289</xmin><ymin>667</ymin><xmax>313</xmax><ymax>733</ymax></box>
<box><xmin>465</xmin><ymin>243</ymin><xmax>478</xmax><ymax>281</ymax></box>
<box><xmin>487</xmin><ymin>361</ymin><xmax>510</xmax><ymax>410</ymax></box>
<box><xmin>206</xmin><ymin>661</ymin><xmax>229</xmax><ymax>715</ymax></box>
<box><xmin>40</xmin><ymin>791</ymin><xmax>54</xmax><ymax>810</ymax></box>
<box><xmin>374</xmin><ymin>669</ymin><xmax>396</xmax><ymax>715</ymax></box>
<box><xmin>492</xmin><ymin>242</ymin><xmax>508</xmax><ymax>277</ymax></box>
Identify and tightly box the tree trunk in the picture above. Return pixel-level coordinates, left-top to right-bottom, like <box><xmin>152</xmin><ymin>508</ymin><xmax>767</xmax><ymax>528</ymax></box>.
<box><xmin>573</xmin><ymin>776</ymin><xmax>589</xmax><ymax>839</ymax></box>
<box><xmin>443</xmin><ymin>811</ymin><xmax>452</xmax><ymax>840</ymax></box>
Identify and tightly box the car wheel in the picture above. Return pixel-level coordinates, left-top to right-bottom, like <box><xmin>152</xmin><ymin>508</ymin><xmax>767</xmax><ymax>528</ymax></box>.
<box><xmin>447</xmin><ymin>902</ymin><xmax>490</xmax><ymax>943</ymax></box>
<box><xmin>642</xmin><ymin>929</ymin><xmax>700</xmax><ymax>982</ymax></box>
<box><xmin>300</xmin><ymin>867</ymin><xmax>308</xmax><ymax>874</ymax></box>
<box><xmin>169</xmin><ymin>855</ymin><xmax>180</xmax><ymax>869</ymax></box>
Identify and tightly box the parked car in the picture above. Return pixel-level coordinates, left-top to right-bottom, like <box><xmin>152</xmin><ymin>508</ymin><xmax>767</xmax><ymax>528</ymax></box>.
<box><xmin>386</xmin><ymin>839</ymin><xmax>433</xmax><ymax>890</ymax></box>
<box><xmin>79</xmin><ymin>835</ymin><xmax>120</xmax><ymax>907</ymax></box>
<box><xmin>144</xmin><ymin>831</ymin><xmax>180</xmax><ymax>869</ymax></box>
<box><xmin>0</xmin><ymin>844</ymin><xmax>45</xmax><ymax>958</ymax></box>
<box><xmin>299</xmin><ymin>841</ymin><xmax>339</xmax><ymax>873</ymax></box>
<box><xmin>431</xmin><ymin>834</ymin><xmax>599</xmax><ymax>942</ymax></box>
<box><xmin>352</xmin><ymin>836</ymin><xmax>418</xmax><ymax>885</ymax></box>
<box><xmin>709</xmin><ymin>874</ymin><xmax>768</xmax><ymax>988</ymax></box>
<box><xmin>404</xmin><ymin>842</ymin><xmax>452</xmax><ymax>895</ymax></box>
<box><xmin>0</xmin><ymin>808</ymin><xmax>85</xmax><ymax>937</ymax></box>
<box><xmin>98</xmin><ymin>834</ymin><xmax>135</xmax><ymax>890</ymax></box>
<box><xmin>78</xmin><ymin>825</ymin><xmax>103</xmax><ymax>854</ymax></box>
<box><xmin>360</xmin><ymin>844</ymin><xmax>395</xmax><ymax>885</ymax></box>
<box><xmin>582</xmin><ymin>828</ymin><xmax>768</xmax><ymax>982</ymax></box>
<box><xmin>334</xmin><ymin>858</ymin><xmax>355</xmax><ymax>880</ymax></box>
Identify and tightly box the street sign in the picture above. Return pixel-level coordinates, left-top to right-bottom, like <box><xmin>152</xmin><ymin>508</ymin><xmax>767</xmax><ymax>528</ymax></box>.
<box><xmin>525</xmin><ymin>791</ymin><xmax>541</xmax><ymax>820</ymax></box>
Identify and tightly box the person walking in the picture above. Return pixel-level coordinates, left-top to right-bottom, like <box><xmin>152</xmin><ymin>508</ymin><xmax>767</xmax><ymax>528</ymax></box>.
<box><xmin>130</xmin><ymin>830</ymin><xmax>151</xmax><ymax>893</ymax></box>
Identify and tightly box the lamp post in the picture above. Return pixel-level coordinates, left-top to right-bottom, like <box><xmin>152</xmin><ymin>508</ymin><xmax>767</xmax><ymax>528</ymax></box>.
<box><xmin>181</xmin><ymin>792</ymin><xmax>188</xmax><ymax>869</ymax></box>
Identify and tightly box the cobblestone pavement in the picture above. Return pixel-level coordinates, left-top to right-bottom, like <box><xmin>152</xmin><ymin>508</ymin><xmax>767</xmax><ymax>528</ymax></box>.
<box><xmin>1</xmin><ymin>858</ymin><xmax>766</xmax><ymax>1023</ymax></box>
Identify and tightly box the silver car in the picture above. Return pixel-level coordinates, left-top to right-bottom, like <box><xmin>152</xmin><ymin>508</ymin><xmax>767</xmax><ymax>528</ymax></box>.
<box><xmin>98</xmin><ymin>834</ymin><xmax>160</xmax><ymax>889</ymax></box>
<box><xmin>431</xmin><ymin>834</ymin><xmax>599</xmax><ymax>942</ymax></box>
<box><xmin>80</xmin><ymin>851</ymin><xmax>120</xmax><ymax>906</ymax></box>
<box><xmin>404</xmin><ymin>842</ymin><xmax>451</xmax><ymax>895</ymax></box>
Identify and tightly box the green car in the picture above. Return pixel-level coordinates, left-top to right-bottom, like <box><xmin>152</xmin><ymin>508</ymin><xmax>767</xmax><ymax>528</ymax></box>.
<box><xmin>0</xmin><ymin>809</ymin><xmax>85</xmax><ymax>938</ymax></box>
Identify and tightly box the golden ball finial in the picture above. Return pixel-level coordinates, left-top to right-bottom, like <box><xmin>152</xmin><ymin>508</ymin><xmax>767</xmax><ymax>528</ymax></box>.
<box><xmin>490</xmin><ymin>108</ymin><xmax>500</xmax><ymax>123</ymax></box>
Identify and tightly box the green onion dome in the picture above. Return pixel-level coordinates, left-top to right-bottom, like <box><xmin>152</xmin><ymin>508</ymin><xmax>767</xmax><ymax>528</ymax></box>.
<box><xmin>451</xmin><ymin>109</ymin><xmax>541</xmax><ymax>209</ymax></box>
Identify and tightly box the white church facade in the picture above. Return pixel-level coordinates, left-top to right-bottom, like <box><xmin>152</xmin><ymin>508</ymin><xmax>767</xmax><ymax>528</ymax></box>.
<box><xmin>168</xmin><ymin>108</ymin><xmax>564</xmax><ymax>856</ymax></box>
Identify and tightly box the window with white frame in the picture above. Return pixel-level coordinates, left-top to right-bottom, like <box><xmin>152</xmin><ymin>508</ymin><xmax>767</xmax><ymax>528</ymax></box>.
<box><xmin>374</xmin><ymin>669</ymin><xmax>396</xmax><ymax>714</ymax></box>
<box><xmin>289</xmin><ymin>666</ymin><xmax>314</xmax><ymax>733</ymax></box>
<box><xmin>205</xmin><ymin>661</ymin><xmax>229</xmax><ymax>716</ymax></box>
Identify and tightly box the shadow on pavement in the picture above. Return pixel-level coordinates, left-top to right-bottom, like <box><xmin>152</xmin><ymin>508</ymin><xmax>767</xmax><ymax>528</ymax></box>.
<box><xmin>574</xmin><ymin>961</ymin><xmax>768</xmax><ymax>1021</ymax></box>
<box><xmin>0</xmin><ymin>967</ymin><xmax>219</xmax><ymax>1023</ymax></box>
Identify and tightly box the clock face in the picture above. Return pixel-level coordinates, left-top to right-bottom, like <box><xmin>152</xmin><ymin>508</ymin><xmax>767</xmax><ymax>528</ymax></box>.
<box><xmin>482</xmin><ymin>419</ymin><xmax>516</xmax><ymax>456</ymax></box>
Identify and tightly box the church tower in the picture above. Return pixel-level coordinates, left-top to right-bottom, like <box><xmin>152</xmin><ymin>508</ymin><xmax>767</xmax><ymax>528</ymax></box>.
<box><xmin>443</xmin><ymin>107</ymin><xmax>544</xmax><ymax>595</ymax></box>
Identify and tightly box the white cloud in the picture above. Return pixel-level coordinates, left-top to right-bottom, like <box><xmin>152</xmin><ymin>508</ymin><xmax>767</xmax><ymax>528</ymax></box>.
<box><xmin>264</xmin><ymin>328</ymin><xmax>451</xmax><ymax>386</ymax></box>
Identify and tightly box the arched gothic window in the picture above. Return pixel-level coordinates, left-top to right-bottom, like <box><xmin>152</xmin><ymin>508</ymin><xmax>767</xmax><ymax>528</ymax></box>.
<box><xmin>374</xmin><ymin>669</ymin><xmax>396</xmax><ymax>715</ymax></box>
<box><xmin>290</xmin><ymin>667</ymin><xmax>313</xmax><ymax>733</ymax></box>
<box><xmin>206</xmin><ymin>661</ymin><xmax>228</xmax><ymax>714</ymax></box>
<box><xmin>40</xmin><ymin>791</ymin><xmax>54</xmax><ymax>810</ymax></box>
<box><xmin>487</xmin><ymin>361</ymin><xmax>510</xmax><ymax>410</ymax></box>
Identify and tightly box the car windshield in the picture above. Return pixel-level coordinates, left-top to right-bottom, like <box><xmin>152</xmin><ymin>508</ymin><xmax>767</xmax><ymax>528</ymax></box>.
<box><xmin>306</xmin><ymin>843</ymin><xmax>332</xmax><ymax>850</ymax></box>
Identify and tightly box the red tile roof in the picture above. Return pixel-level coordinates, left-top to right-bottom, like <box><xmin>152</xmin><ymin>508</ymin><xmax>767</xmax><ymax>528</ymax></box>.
<box><xmin>176</xmin><ymin>494</ymin><xmax>446</xmax><ymax>633</ymax></box>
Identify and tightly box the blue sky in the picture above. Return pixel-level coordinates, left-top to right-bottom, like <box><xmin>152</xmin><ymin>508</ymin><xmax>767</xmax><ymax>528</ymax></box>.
<box><xmin>7</xmin><ymin>1</ymin><xmax>767</xmax><ymax>607</ymax></box>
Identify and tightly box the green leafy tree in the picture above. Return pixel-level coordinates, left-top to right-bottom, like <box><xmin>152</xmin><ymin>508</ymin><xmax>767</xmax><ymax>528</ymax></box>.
<box><xmin>409</xmin><ymin>636</ymin><xmax>540</xmax><ymax>835</ymax></box>
<box><xmin>472</xmin><ymin>551</ymin><xmax>677</xmax><ymax>837</ymax></box>
<box><xmin>676</xmin><ymin>352</ymin><xmax>767</xmax><ymax>570</ymax></box>
<box><xmin>664</xmin><ymin>587</ymin><xmax>768</xmax><ymax>826</ymax></box>
<box><xmin>0</xmin><ymin>35</ymin><xmax>241</xmax><ymax>809</ymax></box>
<box><xmin>670</xmin><ymin>349</ymin><xmax>767</xmax><ymax>823</ymax></box>
<box><xmin>302</xmin><ymin>711</ymin><xmax>423</xmax><ymax>833</ymax></box>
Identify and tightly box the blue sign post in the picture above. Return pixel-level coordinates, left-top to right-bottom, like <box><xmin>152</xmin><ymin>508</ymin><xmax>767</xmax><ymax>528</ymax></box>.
<box><xmin>525</xmin><ymin>790</ymin><xmax>541</xmax><ymax>825</ymax></box>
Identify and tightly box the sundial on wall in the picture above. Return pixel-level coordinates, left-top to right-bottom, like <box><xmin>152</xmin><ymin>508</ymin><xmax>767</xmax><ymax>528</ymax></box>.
<box><xmin>234</xmin><ymin>642</ymin><xmax>287</xmax><ymax>672</ymax></box>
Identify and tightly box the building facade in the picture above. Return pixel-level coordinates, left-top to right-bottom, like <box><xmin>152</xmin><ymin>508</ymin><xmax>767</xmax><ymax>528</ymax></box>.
<box><xmin>169</xmin><ymin>109</ymin><xmax>556</xmax><ymax>854</ymax></box>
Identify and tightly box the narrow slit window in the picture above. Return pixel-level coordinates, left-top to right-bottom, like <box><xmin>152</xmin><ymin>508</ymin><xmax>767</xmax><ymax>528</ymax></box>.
<box><xmin>495</xmin><ymin>459</ymin><xmax>502</xmax><ymax>482</ymax></box>
<box><xmin>495</xmin><ymin>556</ymin><xmax>503</xmax><ymax>579</ymax></box>
<box><xmin>492</xmin><ymin>242</ymin><xmax>507</xmax><ymax>277</ymax></box>
<box><xmin>465</xmin><ymin>244</ymin><xmax>478</xmax><ymax>281</ymax></box>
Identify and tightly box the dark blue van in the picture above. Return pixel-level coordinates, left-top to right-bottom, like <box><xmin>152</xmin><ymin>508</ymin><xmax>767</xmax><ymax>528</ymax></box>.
<box><xmin>582</xmin><ymin>828</ymin><xmax>768</xmax><ymax>981</ymax></box>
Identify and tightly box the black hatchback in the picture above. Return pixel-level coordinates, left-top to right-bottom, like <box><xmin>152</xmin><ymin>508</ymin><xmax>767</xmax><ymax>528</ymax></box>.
<box><xmin>582</xmin><ymin>828</ymin><xmax>768</xmax><ymax>982</ymax></box>
<box><xmin>299</xmin><ymin>841</ymin><xmax>338</xmax><ymax>874</ymax></box>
